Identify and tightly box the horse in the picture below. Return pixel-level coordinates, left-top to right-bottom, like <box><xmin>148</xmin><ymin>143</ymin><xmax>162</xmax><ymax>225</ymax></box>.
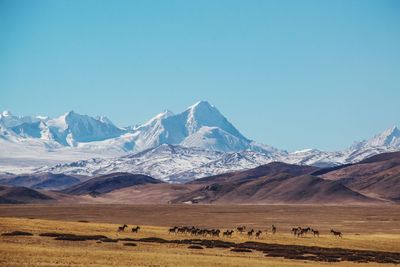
<box><xmin>330</xmin><ymin>229</ymin><xmax>342</xmax><ymax>238</ymax></box>
<box><xmin>271</xmin><ymin>225</ymin><xmax>276</xmax><ymax>235</ymax></box>
<box><xmin>117</xmin><ymin>224</ymin><xmax>128</xmax><ymax>232</ymax></box>
<box><xmin>132</xmin><ymin>226</ymin><xmax>140</xmax><ymax>233</ymax></box>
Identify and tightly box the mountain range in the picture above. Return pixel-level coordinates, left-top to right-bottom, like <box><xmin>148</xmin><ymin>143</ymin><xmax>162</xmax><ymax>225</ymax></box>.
<box><xmin>1</xmin><ymin>101</ymin><xmax>400</xmax><ymax>183</ymax></box>
<box><xmin>1</xmin><ymin>151</ymin><xmax>399</xmax><ymax>204</ymax></box>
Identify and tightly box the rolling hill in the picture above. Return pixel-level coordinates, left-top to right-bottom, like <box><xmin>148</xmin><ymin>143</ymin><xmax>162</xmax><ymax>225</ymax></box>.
<box><xmin>0</xmin><ymin>185</ymin><xmax>54</xmax><ymax>204</ymax></box>
<box><xmin>62</xmin><ymin>173</ymin><xmax>163</xmax><ymax>196</ymax></box>
<box><xmin>173</xmin><ymin>162</ymin><xmax>375</xmax><ymax>204</ymax></box>
<box><xmin>320</xmin><ymin>151</ymin><xmax>400</xmax><ymax>201</ymax></box>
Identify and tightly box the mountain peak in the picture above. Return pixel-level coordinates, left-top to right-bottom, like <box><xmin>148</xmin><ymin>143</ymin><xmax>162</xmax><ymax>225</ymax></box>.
<box><xmin>141</xmin><ymin>110</ymin><xmax>174</xmax><ymax>128</ymax></box>
<box><xmin>1</xmin><ymin>110</ymin><xmax>13</xmax><ymax>117</ymax></box>
<box><xmin>188</xmin><ymin>100</ymin><xmax>214</xmax><ymax>110</ymax></box>
<box><xmin>365</xmin><ymin>125</ymin><xmax>400</xmax><ymax>148</ymax></box>
<box><xmin>63</xmin><ymin>110</ymin><xmax>76</xmax><ymax>119</ymax></box>
<box><xmin>385</xmin><ymin>125</ymin><xmax>400</xmax><ymax>135</ymax></box>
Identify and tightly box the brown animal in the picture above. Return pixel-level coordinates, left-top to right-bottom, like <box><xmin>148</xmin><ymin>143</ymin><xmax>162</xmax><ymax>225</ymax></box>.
<box><xmin>331</xmin><ymin>229</ymin><xmax>342</xmax><ymax>238</ymax></box>
<box><xmin>132</xmin><ymin>226</ymin><xmax>140</xmax><ymax>233</ymax></box>
<box><xmin>117</xmin><ymin>224</ymin><xmax>128</xmax><ymax>232</ymax></box>
<box><xmin>271</xmin><ymin>225</ymin><xmax>276</xmax><ymax>234</ymax></box>
<box><xmin>247</xmin><ymin>229</ymin><xmax>254</xmax><ymax>237</ymax></box>
<box><xmin>311</xmin><ymin>229</ymin><xmax>319</xmax><ymax>237</ymax></box>
<box><xmin>255</xmin><ymin>230</ymin><xmax>262</xmax><ymax>239</ymax></box>
<box><xmin>223</xmin><ymin>230</ymin><xmax>234</xmax><ymax>238</ymax></box>
<box><xmin>236</xmin><ymin>226</ymin><xmax>246</xmax><ymax>233</ymax></box>
<box><xmin>169</xmin><ymin>226</ymin><xmax>178</xmax><ymax>234</ymax></box>
<box><xmin>291</xmin><ymin>227</ymin><xmax>300</xmax><ymax>236</ymax></box>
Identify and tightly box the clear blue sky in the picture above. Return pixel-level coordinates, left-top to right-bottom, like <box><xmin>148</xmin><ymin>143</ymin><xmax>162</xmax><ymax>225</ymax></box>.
<box><xmin>1</xmin><ymin>0</ymin><xmax>399</xmax><ymax>151</ymax></box>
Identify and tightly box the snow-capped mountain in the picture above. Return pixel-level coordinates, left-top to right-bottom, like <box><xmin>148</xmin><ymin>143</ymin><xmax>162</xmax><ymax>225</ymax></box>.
<box><xmin>1</xmin><ymin>101</ymin><xmax>400</xmax><ymax>180</ymax></box>
<box><xmin>36</xmin><ymin>144</ymin><xmax>281</xmax><ymax>183</ymax></box>
<box><xmin>352</xmin><ymin>126</ymin><xmax>400</xmax><ymax>149</ymax></box>
<box><xmin>0</xmin><ymin>101</ymin><xmax>277</xmax><ymax>158</ymax></box>
<box><xmin>0</xmin><ymin>110</ymin><xmax>41</xmax><ymax>128</ymax></box>
<box><xmin>126</xmin><ymin>101</ymin><xmax>257</xmax><ymax>152</ymax></box>
<box><xmin>36</xmin><ymin>126</ymin><xmax>400</xmax><ymax>183</ymax></box>
<box><xmin>9</xmin><ymin>111</ymin><xmax>126</xmax><ymax>146</ymax></box>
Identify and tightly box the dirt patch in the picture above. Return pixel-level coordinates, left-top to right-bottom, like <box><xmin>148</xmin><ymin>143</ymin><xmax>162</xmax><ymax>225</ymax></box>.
<box><xmin>118</xmin><ymin>238</ymin><xmax>136</xmax><ymax>242</ymax></box>
<box><xmin>123</xmin><ymin>243</ymin><xmax>137</xmax><ymax>246</ymax></box>
<box><xmin>188</xmin><ymin>245</ymin><xmax>204</xmax><ymax>249</ymax></box>
<box><xmin>137</xmin><ymin>237</ymin><xmax>170</xmax><ymax>243</ymax></box>
<box><xmin>231</xmin><ymin>248</ymin><xmax>252</xmax><ymax>253</ymax></box>
<box><xmin>99</xmin><ymin>238</ymin><xmax>118</xmax><ymax>243</ymax></box>
<box><xmin>39</xmin><ymin>232</ymin><xmax>107</xmax><ymax>241</ymax></box>
<box><xmin>37</xmin><ymin>232</ymin><xmax>400</xmax><ymax>264</ymax></box>
<box><xmin>237</xmin><ymin>241</ymin><xmax>400</xmax><ymax>264</ymax></box>
<box><xmin>136</xmin><ymin>238</ymin><xmax>400</xmax><ymax>264</ymax></box>
<box><xmin>2</xmin><ymin>231</ymin><xmax>33</xmax><ymax>236</ymax></box>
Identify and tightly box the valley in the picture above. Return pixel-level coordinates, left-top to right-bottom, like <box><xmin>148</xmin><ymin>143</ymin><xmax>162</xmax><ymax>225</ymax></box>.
<box><xmin>0</xmin><ymin>205</ymin><xmax>399</xmax><ymax>266</ymax></box>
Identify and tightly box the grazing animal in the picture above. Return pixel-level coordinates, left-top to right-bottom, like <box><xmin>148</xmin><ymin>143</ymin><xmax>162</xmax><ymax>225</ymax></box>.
<box><xmin>255</xmin><ymin>230</ymin><xmax>262</xmax><ymax>239</ymax></box>
<box><xmin>311</xmin><ymin>229</ymin><xmax>319</xmax><ymax>237</ymax></box>
<box><xmin>331</xmin><ymin>229</ymin><xmax>342</xmax><ymax>238</ymax></box>
<box><xmin>169</xmin><ymin>226</ymin><xmax>178</xmax><ymax>234</ymax></box>
<box><xmin>236</xmin><ymin>226</ymin><xmax>246</xmax><ymax>233</ymax></box>
<box><xmin>247</xmin><ymin>229</ymin><xmax>254</xmax><ymax>238</ymax></box>
<box><xmin>291</xmin><ymin>227</ymin><xmax>299</xmax><ymax>236</ymax></box>
<box><xmin>118</xmin><ymin>224</ymin><xmax>128</xmax><ymax>232</ymax></box>
<box><xmin>271</xmin><ymin>225</ymin><xmax>276</xmax><ymax>235</ymax></box>
<box><xmin>212</xmin><ymin>229</ymin><xmax>221</xmax><ymax>237</ymax></box>
<box><xmin>223</xmin><ymin>230</ymin><xmax>234</xmax><ymax>238</ymax></box>
<box><xmin>297</xmin><ymin>227</ymin><xmax>311</xmax><ymax>237</ymax></box>
<box><xmin>132</xmin><ymin>226</ymin><xmax>141</xmax><ymax>233</ymax></box>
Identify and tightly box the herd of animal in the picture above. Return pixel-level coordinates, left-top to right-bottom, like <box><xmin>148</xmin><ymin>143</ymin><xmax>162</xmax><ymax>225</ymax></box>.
<box><xmin>117</xmin><ymin>224</ymin><xmax>141</xmax><ymax>233</ymax></box>
<box><xmin>117</xmin><ymin>224</ymin><xmax>343</xmax><ymax>239</ymax></box>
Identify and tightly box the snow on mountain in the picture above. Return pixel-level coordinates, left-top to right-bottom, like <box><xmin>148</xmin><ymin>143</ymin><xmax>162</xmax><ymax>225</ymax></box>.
<box><xmin>1</xmin><ymin>102</ymin><xmax>400</xmax><ymax>181</ymax></box>
<box><xmin>37</xmin><ymin>145</ymin><xmax>224</xmax><ymax>182</ymax></box>
<box><xmin>0</xmin><ymin>110</ymin><xmax>40</xmax><ymax>128</ymax></box>
<box><xmin>36</xmin><ymin>144</ymin><xmax>277</xmax><ymax>183</ymax></box>
<box><xmin>358</xmin><ymin>126</ymin><xmax>400</xmax><ymax>148</ymax></box>
<box><xmin>126</xmin><ymin>101</ymin><xmax>258</xmax><ymax>153</ymax></box>
<box><xmin>0</xmin><ymin>102</ymin><xmax>279</xmax><ymax>156</ymax></box>
<box><xmin>45</xmin><ymin>111</ymin><xmax>126</xmax><ymax>146</ymax></box>
<box><xmin>180</xmin><ymin>126</ymin><xmax>250</xmax><ymax>152</ymax></box>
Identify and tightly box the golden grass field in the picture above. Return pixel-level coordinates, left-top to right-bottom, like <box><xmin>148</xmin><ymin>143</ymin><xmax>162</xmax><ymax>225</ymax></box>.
<box><xmin>0</xmin><ymin>204</ymin><xmax>399</xmax><ymax>266</ymax></box>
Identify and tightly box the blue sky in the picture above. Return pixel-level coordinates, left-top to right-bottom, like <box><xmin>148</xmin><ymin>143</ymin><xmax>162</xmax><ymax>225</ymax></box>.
<box><xmin>1</xmin><ymin>0</ymin><xmax>399</xmax><ymax>151</ymax></box>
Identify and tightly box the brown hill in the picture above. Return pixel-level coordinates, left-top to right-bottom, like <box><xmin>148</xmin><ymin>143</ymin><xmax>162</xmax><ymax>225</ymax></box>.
<box><xmin>0</xmin><ymin>185</ymin><xmax>54</xmax><ymax>204</ymax></box>
<box><xmin>321</xmin><ymin>151</ymin><xmax>400</xmax><ymax>201</ymax></box>
<box><xmin>191</xmin><ymin>162</ymin><xmax>318</xmax><ymax>185</ymax></box>
<box><xmin>0</xmin><ymin>173</ymin><xmax>85</xmax><ymax>190</ymax></box>
<box><xmin>173</xmin><ymin>162</ymin><xmax>375</xmax><ymax>204</ymax></box>
<box><xmin>62</xmin><ymin>173</ymin><xmax>163</xmax><ymax>196</ymax></box>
